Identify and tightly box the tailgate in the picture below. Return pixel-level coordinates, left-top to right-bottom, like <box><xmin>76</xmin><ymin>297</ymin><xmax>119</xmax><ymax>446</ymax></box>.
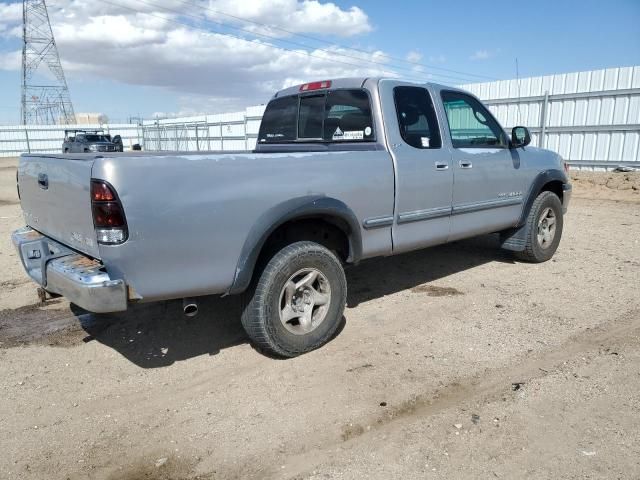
<box><xmin>18</xmin><ymin>154</ymin><xmax>100</xmax><ymax>258</ymax></box>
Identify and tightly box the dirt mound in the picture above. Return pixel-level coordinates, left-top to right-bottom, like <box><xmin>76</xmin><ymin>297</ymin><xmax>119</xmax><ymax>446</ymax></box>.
<box><xmin>570</xmin><ymin>170</ymin><xmax>640</xmax><ymax>203</ymax></box>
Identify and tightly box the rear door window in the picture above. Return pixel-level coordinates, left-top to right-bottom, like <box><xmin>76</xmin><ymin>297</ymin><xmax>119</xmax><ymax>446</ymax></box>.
<box><xmin>258</xmin><ymin>89</ymin><xmax>374</xmax><ymax>143</ymax></box>
<box><xmin>393</xmin><ymin>86</ymin><xmax>441</xmax><ymax>149</ymax></box>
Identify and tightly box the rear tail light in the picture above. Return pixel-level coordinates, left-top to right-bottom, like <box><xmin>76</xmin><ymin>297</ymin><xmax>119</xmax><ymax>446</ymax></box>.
<box><xmin>91</xmin><ymin>180</ymin><xmax>128</xmax><ymax>245</ymax></box>
<box><xmin>91</xmin><ymin>181</ymin><xmax>115</xmax><ymax>201</ymax></box>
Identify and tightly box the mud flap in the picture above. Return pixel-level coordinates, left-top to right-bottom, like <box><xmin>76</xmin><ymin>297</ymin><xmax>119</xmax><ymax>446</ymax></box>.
<box><xmin>499</xmin><ymin>223</ymin><xmax>529</xmax><ymax>252</ymax></box>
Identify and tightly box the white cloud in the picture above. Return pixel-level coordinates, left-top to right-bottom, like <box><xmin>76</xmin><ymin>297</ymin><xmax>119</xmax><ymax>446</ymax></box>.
<box><xmin>205</xmin><ymin>0</ymin><xmax>372</xmax><ymax>37</ymax></box>
<box><xmin>405</xmin><ymin>50</ymin><xmax>422</xmax><ymax>63</ymax></box>
<box><xmin>0</xmin><ymin>2</ymin><xmax>21</xmax><ymax>22</ymax></box>
<box><xmin>0</xmin><ymin>51</ymin><xmax>20</xmax><ymax>71</ymax></box>
<box><xmin>0</xmin><ymin>0</ymin><xmax>389</xmax><ymax>112</ymax></box>
<box><xmin>470</xmin><ymin>49</ymin><xmax>491</xmax><ymax>61</ymax></box>
<box><xmin>0</xmin><ymin>2</ymin><xmax>22</xmax><ymax>36</ymax></box>
<box><xmin>428</xmin><ymin>54</ymin><xmax>446</xmax><ymax>64</ymax></box>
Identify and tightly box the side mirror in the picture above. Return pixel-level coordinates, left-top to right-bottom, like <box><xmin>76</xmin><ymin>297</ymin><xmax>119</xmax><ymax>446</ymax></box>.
<box><xmin>511</xmin><ymin>126</ymin><xmax>531</xmax><ymax>148</ymax></box>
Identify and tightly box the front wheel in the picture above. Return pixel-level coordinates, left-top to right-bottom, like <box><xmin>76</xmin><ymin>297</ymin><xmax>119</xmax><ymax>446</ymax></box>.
<box><xmin>241</xmin><ymin>241</ymin><xmax>347</xmax><ymax>357</ymax></box>
<box><xmin>517</xmin><ymin>191</ymin><xmax>564</xmax><ymax>263</ymax></box>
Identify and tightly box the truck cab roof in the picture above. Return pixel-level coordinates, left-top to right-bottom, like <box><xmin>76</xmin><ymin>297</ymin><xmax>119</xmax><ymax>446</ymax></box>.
<box><xmin>272</xmin><ymin>77</ymin><xmax>464</xmax><ymax>99</ymax></box>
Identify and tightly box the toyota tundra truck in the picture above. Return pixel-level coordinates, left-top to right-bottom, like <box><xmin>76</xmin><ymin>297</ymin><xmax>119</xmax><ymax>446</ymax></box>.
<box><xmin>12</xmin><ymin>78</ymin><xmax>571</xmax><ymax>357</ymax></box>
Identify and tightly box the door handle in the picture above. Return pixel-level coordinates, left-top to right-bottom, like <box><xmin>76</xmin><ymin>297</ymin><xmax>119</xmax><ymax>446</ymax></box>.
<box><xmin>434</xmin><ymin>162</ymin><xmax>449</xmax><ymax>171</ymax></box>
<box><xmin>459</xmin><ymin>161</ymin><xmax>473</xmax><ymax>169</ymax></box>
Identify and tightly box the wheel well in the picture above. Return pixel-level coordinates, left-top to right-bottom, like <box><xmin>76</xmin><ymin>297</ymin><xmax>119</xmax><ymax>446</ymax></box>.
<box><xmin>540</xmin><ymin>180</ymin><xmax>563</xmax><ymax>202</ymax></box>
<box><xmin>257</xmin><ymin>217</ymin><xmax>351</xmax><ymax>269</ymax></box>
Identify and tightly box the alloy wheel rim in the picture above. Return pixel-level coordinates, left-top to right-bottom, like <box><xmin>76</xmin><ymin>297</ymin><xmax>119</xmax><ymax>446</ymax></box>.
<box><xmin>278</xmin><ymin>268</ymin><xmax>331</xmax><ymax>335</ymax></box>
<box><xmin>536</xmin><ymin>207</ymin><xmax>557</xmax><ymax>249</ymax></box>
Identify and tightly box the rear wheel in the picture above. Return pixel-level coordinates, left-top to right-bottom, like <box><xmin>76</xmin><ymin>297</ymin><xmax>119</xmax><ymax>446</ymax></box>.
<box><xmin>517</xmin><ymin>191</ymin><xmax>563</xmax><ymax>263</ymax></box>
<box><xmin>241</xmin><ymin>241</ymin><xmax>347</xmax><ymax>357</ymax></box>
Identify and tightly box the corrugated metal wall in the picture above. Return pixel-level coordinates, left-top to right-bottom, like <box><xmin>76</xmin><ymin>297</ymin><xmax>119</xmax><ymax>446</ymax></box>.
<box><xmin>461</xmin><ymin>66</ymin><xmax>640</xmax><ymax>169</ymax></box>
<box><xmin>1</xmin><ymin>66</ymin><xmax>638</xmax><ymax>169</ymax></box>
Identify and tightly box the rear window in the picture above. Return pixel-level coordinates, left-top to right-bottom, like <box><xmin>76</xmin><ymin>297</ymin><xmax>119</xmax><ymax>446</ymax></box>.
<box><xmin>258</xmin><ymin>96</ymin><xmax>298</xmax><ymax>142</ymax></box>
<box><xmin>258</xmin><ymin>89</ymin><xmax>375</xmax><ymax>143</ymax></box>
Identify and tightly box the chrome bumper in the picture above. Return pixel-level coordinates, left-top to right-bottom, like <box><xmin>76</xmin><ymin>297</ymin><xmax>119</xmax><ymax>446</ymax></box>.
<box><xmin>11</xmin><ymin>227</ymin><xmax>127</xmax><ymax>313</ymax></box>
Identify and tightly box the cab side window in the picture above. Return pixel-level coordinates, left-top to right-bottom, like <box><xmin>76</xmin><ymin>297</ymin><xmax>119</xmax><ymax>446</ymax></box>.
<box><xmin>393</xmin><ymin>86</ymin><xmax>441</xmax><ymax>149</ymax></box>
<box><xmin>441</xmin><ymin>91</ymin><xmax>507</xmax><ymax>148</ymax></box>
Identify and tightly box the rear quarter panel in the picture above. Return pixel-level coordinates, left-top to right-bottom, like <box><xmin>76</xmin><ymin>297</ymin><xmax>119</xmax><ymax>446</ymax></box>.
<box><xmin>93</xmin><ymin>151</ymin><xmax>394</xmax><ymax>301</ymax></box>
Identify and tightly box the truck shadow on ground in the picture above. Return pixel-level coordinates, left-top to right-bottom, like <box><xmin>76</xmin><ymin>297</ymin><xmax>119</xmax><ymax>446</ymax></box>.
<box><xmin>77</xmin><ymin>233</ymin><xmax>514</xmax><ymax>368</ymax></box>
<box><xmin>347</xmin><ymin>233</ymin><xmax>514</xmax><ymax>307</ymax></box>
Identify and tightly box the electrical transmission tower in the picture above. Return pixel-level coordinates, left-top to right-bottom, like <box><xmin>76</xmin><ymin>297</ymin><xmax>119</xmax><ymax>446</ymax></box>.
<box><xmin>21</xmin><ymin>0</ymin><xmax>76</xmax><ymax>125</ymax></box>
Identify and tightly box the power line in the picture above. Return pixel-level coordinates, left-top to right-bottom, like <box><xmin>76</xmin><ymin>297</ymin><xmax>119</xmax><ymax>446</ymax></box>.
<box><xmin>98</xmin><ymin>0</ymin><xmax>431</xmax><ymax>83</ymax></box>
<box><xmin>134</xmin><ymin>0</ymin><xmax>484</xmax><ymax>83</ymax></box>
<box><xmin>102</xmin><ymin>0</ymin><xmax>479</xmax><ymax>85</ymax></box>
<box><xmin>173</xmin><ymin>0</ymin><xmax>496</xmax><ymax>81</ymax></box>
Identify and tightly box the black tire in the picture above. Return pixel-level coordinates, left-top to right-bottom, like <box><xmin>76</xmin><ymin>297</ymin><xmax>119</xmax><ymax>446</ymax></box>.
<box><xmin>241</xmin><ymin>241</ymin><xmax>347</xmax><ymax>357</ymax></box>
<box><xmin>516</xmin><ymin>191</ymin><xmax>563</xmax><ymax>263</ymax></box>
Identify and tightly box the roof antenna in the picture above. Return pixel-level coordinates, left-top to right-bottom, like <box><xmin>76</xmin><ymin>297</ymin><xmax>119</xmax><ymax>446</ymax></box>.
<box><xmin>515</xmin><ymin>57</ymin><xmax>522</xmax><ymax>126</ymax></box>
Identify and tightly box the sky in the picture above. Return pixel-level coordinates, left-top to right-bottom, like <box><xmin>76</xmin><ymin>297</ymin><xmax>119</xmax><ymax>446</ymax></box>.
<box><xmin>0</xmin><ymin>0</ymin><xmax>639</xmax><ymax>124</ymax></box>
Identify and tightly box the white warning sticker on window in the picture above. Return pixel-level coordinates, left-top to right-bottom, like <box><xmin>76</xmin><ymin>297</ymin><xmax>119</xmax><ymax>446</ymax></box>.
<box><xmin>333</xmin><ymin>127</ymin><xmax>364</xmax><ymax>141</ymax></box>
<box><xmin>342</xmin><ymin>131</ymin><xmax>364</xmax><ymax>140</ymax></box>
<box><xmin>421</xmin><ymin>137</ymin><xmax>430</xmax><ymax>147</ymax></box>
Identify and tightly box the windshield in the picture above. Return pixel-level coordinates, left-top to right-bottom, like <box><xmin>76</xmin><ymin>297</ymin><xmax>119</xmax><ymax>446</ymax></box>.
<box><xmin>84</xmin><ymin>135</ymin><xmax>109</xmax><ymax>142</ymax></box>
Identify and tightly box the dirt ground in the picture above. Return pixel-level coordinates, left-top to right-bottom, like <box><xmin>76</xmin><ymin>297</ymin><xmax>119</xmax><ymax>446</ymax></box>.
<box><xmin>1</xmin><ymin>156</ymin><xmax>639</xmax><ymax>480</ymax></box>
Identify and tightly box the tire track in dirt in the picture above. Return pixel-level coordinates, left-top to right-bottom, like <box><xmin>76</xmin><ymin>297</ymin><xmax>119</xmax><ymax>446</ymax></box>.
<box><xmin>269</xmin><ymin>308</ymin><xmax>640</xmax><ymax>480</ymax></box>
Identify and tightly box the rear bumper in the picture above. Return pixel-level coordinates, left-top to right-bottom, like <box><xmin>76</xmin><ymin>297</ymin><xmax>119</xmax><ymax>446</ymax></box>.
<box><xmin>11</xmin><ymin>227</ymin><xmax>127</xmax><ymax>313</ymax></box>
<box><xmin>563</xmin><ymin>183</ymin><xmax>572</xmax><ymax>213</ymax></box>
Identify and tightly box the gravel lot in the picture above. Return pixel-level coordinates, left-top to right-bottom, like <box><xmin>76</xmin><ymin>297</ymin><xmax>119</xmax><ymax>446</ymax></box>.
<box><xmin>1</xmin><ymin>156</ymin><xmax>639</xmax><ymax>480</ymax></box>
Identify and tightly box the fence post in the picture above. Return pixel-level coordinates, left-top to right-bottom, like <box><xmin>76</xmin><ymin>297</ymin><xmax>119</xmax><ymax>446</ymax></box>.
<box><xmin>539</xmin><ymin>90</ymin><xmax>549</xmax><ymax>148</ymax></box>
<box><xmin>243</xmin><ymin>114</ymin><xmax>248</xmax><ymax>151</ymax></box>
<box><xmin>24</xmin><ymin>126</ymin><xmax>31</xmax><ymax>154</ymax></box>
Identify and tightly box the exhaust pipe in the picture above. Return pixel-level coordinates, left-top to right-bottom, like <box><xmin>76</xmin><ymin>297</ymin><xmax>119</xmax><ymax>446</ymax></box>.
<box><xmin>183</xmin><ymin>298</ymin><xmax>199</xmax><ymax>317</ymax></box>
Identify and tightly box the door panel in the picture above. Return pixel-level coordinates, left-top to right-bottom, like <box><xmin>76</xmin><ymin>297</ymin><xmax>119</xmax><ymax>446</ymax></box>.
<box><xmin>379</xmin><ymin>81</ymin><xmax>453</xmax><ymax>253</ymax></box>
<box><xmin>441</xmin><ymin>91</ymin><xmax>527</xmax><ymax>240</ymax></box>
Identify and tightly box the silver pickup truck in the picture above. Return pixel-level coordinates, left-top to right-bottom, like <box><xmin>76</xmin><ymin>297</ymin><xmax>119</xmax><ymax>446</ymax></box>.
<box><xmin>12</xmin><ymin>77</ymin><xmax>571</xmax><ymax>357</ymax></box>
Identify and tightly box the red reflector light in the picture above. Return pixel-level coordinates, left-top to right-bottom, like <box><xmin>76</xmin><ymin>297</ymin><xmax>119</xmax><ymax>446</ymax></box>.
<box><xmin>91</xmin><ymin>180</ymin><xmax>116</xmax><ymax>201</ymax></box>
<box><xmin>92</xmin><ymin>202</ymin><xmax>126</xmax><ymax>227</ymax></box>
<box><xmin>299</xmin><ymin>80</ymin><xmax>332</xmax><ymax>92</ymax></box>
